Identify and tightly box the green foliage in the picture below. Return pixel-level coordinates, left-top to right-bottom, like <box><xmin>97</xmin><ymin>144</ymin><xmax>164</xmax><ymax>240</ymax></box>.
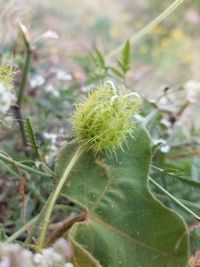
<box><xmin>25</xmin><ymin>117</ymin><xmax>40</xmax><ymax>155</ymax></box>
<box><xmin>1</xmin><ymin>1</ymin><xmax>200</xmax><ymax>265</ymax></box>
<box><xmin>75</xmin><ymin>41</ymin><xmax>132</xmax><ymax>84</ymax></box>
<box><xmin>55</xmin><ymin>125</ymin><xmax>189</xmax><ymax>267</ymax></box>
<box><xmin>74</xmin><ymin>49</ymin><xmax>108</xmax><ymax>83</ymax></box>
<box><xmin>117</xmin><ymin>40</ymin><xmax>131</xmax><ymax>74</ymax></box>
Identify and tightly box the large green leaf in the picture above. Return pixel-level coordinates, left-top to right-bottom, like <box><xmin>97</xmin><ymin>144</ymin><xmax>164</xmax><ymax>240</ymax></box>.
<box><xmin>55</xmin><ymin>125</ymin><xmax>189</xmax><ymax>267</ymax></box>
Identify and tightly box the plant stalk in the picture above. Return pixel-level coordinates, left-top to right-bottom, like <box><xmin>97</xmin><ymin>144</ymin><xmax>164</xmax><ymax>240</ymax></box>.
<box><xmin>15</xmin><ymin>24</ymin><xmax>33</xmax><ymax>147</ymax></box>
<box><xmin>5</xmin><ymin>216</ymin><xmax>38</xmax><ymax>244</ymax></box>
<box><xmin>0</xmin><ymin>159</ymin><xmax>46</xmax><ymax>204</ymax></box>
<box><xmin>5</xmin><ymin>204</ymin><xmax>77</xmax><ymax>244</ymax></box>
<box><xmin>149</xmin><ymin>176</ymin><xmax>200</xmax><ymax>221</ymax></box>
<box><xmin>29</xmin><ymin>146</ymin><xmax>83</xmax><ymax>249</ymax></box>
<box><xmin>12</xmin><ymin>104</ymin><xmax>27</xmax><ymax>147</ymax></box>
<box><xmin>46</xmin><ymin>212</ymin><xmax>87</xmax><ymax>247</ymax></box>
<box><xmin>0</xmin><ymin>152</ymin><xmax>51</xmax><ymax>178</ymax></box>
<box><xmin>106</xmin><ymin>0</ymin><xmax>183</xmax><ymax>60</ymax></box>
<box><xmin>18</xmin><ymin>49</ymin><xmax>32</xmax><ymax>106</ymax></box>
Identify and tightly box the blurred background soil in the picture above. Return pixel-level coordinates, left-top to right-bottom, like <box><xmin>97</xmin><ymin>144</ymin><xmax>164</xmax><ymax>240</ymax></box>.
<box><xmin>1</xmin><ymin>0</ymin><xmax>200</xmax><ymax>92</ymax></box>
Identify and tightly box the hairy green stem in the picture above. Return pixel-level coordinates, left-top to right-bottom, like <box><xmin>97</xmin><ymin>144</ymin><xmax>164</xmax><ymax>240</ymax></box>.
<box><xmin>155</xmin><ymin>193</ymin><xmax>200</xmax><ymax>212</ymax></box>
<box><xmin>18</xmin><ymin>50</ymin><xmax>32</xmax><ymax>105</ymax></box>
<box><xmin>106</xmin><ymin>0</ymin><xmax>183</xmax><ymax>60</ymax></box>
<box><xmin>14</xmin><ymin>50</ymin><xmax>32</xmax><ymax>147</ymax></box>
<box><xmin>0</xmin><ymin>159</ymin><xmax>46</xmax><ymax>203</ymax></box>
<box><xmin>5</xmin><ymin>204</ymin><xmax>78</xmax><ymax>244</ymax></box>
<box><xmin>12</xmin><ymin>105</ymin><xmax>27</xmax><ymax>147</ymax></box>
<box><xmin>0</xmin><ymin>152</ymin><xmax>51</xmax><ymax>178</ymax></box>
<box><xmin>149</xmin><ymin>176</ymin><xmax>200</xmax><ymax>220</ymax></box>
<box><xmin>152</xmin><ymin>164</ymin><xmax>200</xmax><ymax>187</ymax></box>
<box><xmin>15</xmin><ymin>29</ymin><xmax>32</xmax><ymax>147</ymax></box>
<box><xmin>27</xmin><ymin>146</ymin><xmax>84</xmax><ymax>249</ymax></box>
<box><xmin>5</xmin><ymin>216</ymin><xmax>38</xmax><ymax>244</ymax></box>
<box><xmin>37</xmin><ymin>146</ymin><xmax>83</xmax><ymax>247</ymax></box>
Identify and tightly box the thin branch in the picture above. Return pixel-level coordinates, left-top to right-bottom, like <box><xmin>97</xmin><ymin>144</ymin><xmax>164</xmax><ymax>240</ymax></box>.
<box><xmin>13</xmin><ymin>23</ymin><xmax>33</xmax><ymax>148</ymax></box>
<box><xmin>46</xmin><ymin>211</ymin><xmax>88</xmax><ymax>247</ymax></box>
<box><xmin>151</xmin><ymin>164</ymin><xmax>200</xmax><ymax>188</ymax></box>
<box><xmin>0</xmin><ymin>152</ymin><xmax>51</xmax><ymax>178</ymax></box>
<box><xmin>106</xmin><ymin>0</ymin><xmax>183</xmax><ymax>60</ymax></box>
<box><xmin>5</xmin><ymin>216</ymin><xmax>38</xmax><ymax>244</ymax></box>
<box><xmin>25</xmin><ymin>146</ymin><xmax>83</xmax><ymax>249</ymax></box>
<box><xmin>12</xmin><ymin>104</ymin><xmax>27</xmax><ymax>147</ymax></box>
<box><xmin>0</xmin><ymin>159</ymin><xmax>46</xmax><ymax>204</ymax></box>
<box><xmin>149</xmin><ymin>176</ymin><xmax>200</xmax><ymax>221</ymax></box>
<box><xmin>4</xmin><ymin>204</ymin><xmax>75</xmax><ymax>244</ymax></box>
<box><xmin>17</xmin><ymin>22</ymin><xmax>32</xmax><ymax>106</ymax></box>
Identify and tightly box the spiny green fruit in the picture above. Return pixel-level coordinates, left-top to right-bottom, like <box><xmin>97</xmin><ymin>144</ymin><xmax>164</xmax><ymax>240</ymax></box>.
<box><xmin>73</xmin><ymin>81</ymin><xmax>141</xmax><ymax>154</ymax></box>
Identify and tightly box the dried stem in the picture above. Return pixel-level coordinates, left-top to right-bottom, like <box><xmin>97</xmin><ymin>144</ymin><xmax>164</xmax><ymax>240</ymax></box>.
<box><xmin>46</xmin><ymin>211</ymin><xmax>88</xmax><ymax>247</ymax></box>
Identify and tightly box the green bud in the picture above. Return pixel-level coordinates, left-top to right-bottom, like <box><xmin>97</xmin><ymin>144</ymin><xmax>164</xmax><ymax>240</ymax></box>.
<box><xmin>73</xmin><ymin>81</ymin><xmax>142</xmax><ymax>154</ymax></box>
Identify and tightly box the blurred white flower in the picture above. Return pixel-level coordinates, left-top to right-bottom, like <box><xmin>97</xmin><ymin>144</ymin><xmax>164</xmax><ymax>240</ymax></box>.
<box><xmin>0</xmin><ymin>240</ymin><xmax>73</xmax><ymax>267</ymax></box>
<box><xmin>43</xmin><ymin>132</ymin><xmax>58</xmax><ymax>163</ymax></box>
<box><xmin>0</xmin><ymin>256</ymin><xmax>10</xmax><ymax>267</ymax></box>
<box><xmin>43</xmin><ymin>132</ymin><xmax>57</xmax><ymax>143</ymax></box>
<box><xmin>64</xmin><ymin>264</ymin><xmax>74</xmax><ymax>267</ymax></box>
<box><xmin>0</xmin><ymin>82</ymin><xmax>16</xmax><ymax>115</ymax></box>
<box><xmin>41</xmin><ymin>248</ymin><xmax>63</xmax><ymax>265</ymax></box>
<box><xmin>30</xmin><ymin>74</ymin><xmax>45</xmax><ymax>88</ymax></box>
<box><xmin>33</xmin><ymin>253</ymin><xmax>43</xmax><ymax>264</ymax></box>
<box><xmin>152</xmin><ymin>138</ymin><xmax>170</xmax><ymax>153</ymax></box>
<box><xmin>184</xmin><ymin>80</ymin><xmax>200</xmax><ymax>103</ymax></box>
<box><xmin>41</xmin><ymin>30</ymin><xmax>59</xmax><ymax>40</ymax></box>
<box><xmin>33</xmin><ymin>248</ymin><xmax>65</xmax><ymax>266</ymax></box>
<box><xmin>160</xmin><ymin>144</ymin><xmax>170</xmax><ymax>153</ymax></box>
<box><xmin>152</xmin><ymin>138</ymin><xmax>166</xmax><ymax>146</ymax></box>
<box><xmin>56</xmin><ymin>70</ymin><xmax>72</xmax><ymax>81</ymax></box>
<box><xmin>44</xmin><ymin>84</ymin><xmax>60</xmax><ymax>98</ymax></box>
<box><xmin>54</xmin><ymin>239</ymin><xmax>73</xmax><ymax>260</ymax></box>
